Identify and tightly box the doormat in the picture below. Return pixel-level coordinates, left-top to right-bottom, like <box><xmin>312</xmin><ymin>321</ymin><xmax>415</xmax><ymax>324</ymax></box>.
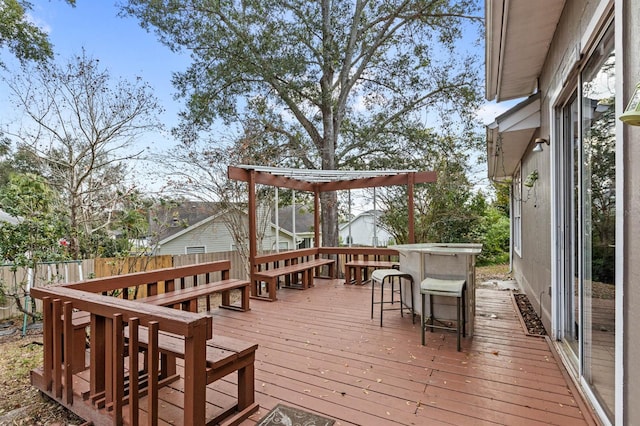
<box><xmin>256</xmin><ymin>404</ymin><xmax>335</xmax><ymax>426</ymax></box>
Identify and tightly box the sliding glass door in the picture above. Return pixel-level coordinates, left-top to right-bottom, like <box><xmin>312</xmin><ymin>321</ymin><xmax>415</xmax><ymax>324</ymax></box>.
<box><xmin>558</xmin><ymin>21</ymin><xmax>615</xmax><ymax>422</ymax></box>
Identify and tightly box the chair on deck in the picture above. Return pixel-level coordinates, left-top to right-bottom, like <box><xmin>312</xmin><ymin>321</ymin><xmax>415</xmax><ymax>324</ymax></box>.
<box><xmin>420</xmin><ymin>277</ymin><xmax>466</xmax><ymax>351</ymax></box>
<box><xmin>370</xmin><ymin>269</ymin><xmax>415</xmax><ymax>327</ymax></box>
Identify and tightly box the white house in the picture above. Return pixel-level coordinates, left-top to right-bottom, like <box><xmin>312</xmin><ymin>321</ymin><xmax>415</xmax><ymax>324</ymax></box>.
<box><xmin>339</xmin><ymin>210</ymin><xmax>392</xmax><ymax>247</ymax></box>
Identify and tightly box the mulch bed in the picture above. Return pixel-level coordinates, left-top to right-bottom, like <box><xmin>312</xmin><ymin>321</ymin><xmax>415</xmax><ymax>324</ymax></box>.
<box><xmin>513</xmin><ymin>293</ymin><xmax>547</xmax><ymax>336</ymax></box>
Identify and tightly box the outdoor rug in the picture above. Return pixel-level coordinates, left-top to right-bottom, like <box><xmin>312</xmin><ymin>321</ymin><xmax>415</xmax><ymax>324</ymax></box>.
<box><xmin>256</xmin><ymin>404</ymin><xmax>335</xmax><ymax>426</ymax></box>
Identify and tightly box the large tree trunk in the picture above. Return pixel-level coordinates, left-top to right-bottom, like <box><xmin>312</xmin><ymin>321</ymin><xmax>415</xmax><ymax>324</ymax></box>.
<box><xmin>320</xmin><ymin>132</ymin><xmax>338</xmax><ymax>247</ymax></box>
<box><xmin>321</xmin><ymin>191</ymin><xmax>338</xmax><ymax>247</ymax></box>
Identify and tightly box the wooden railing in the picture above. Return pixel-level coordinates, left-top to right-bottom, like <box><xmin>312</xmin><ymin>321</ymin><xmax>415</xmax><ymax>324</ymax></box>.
<box><xmin>31</xmin><ymin>285</ymin><xmax>211</xmax><ymax>425</ymax></box>
<box><xmin>29</xmin><ymin>259</ymin><xmax>258</xmax><ymax>426</ymax></box>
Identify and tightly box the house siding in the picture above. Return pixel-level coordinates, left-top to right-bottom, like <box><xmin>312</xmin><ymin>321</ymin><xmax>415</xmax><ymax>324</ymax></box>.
<box><xmin>513</xmin><ymin>0</ymin><xmax>609</xmax><ymax>339</ymax></box>
<box><xmin>508</xmin><ymin>0</ymin><xmax>640</xmax><ymax>422</ymax></box>
<box><xmin>622</xmin><ymin>0</ymin><xmax>640</xmax><ymax>422</ymax></box>
<box><xmin>512</xmin><ymin>143</ymin><xmax>553</xmax><ymax>333</ymax></box>
<box><xmin>157</xmin><ymin>219</ymin><xmax>235</xmax><ymax>255</ymax></box>
<box><xmin>339</xmin><ymin>212</ymin><xmax>392</xmax><ymax>246</ymax></box>
<box><xmin>157</xmin><ymin>211</ymin><xmax>295</xmax><ymax>256</ymax></box>
<box><xmin>262</xmin><ymin>228</ymin><xmax>295</xmax><ymax>251</ymax></box>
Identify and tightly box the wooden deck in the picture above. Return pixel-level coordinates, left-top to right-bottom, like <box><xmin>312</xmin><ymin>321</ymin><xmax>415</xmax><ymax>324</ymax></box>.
<box><xmin>36</xmin><ymin>276</ymin><xmax>600</xmax><ymax>425</ymax></box>
<box><xmin>205</xmin><ymin>279</ymin><xmax>598</xmax><ymax>426</ymax></box>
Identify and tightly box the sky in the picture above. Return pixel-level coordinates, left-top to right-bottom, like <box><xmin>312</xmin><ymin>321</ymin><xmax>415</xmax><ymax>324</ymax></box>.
<box><xmin>0</xmin><ymin>1</ymin><xmax>515</xmax><ymax>195</ymax></box>
<box><xmin>0</xmin><ymin>1</ymin><xmax>190</xmax><ymax>192</ymax></box>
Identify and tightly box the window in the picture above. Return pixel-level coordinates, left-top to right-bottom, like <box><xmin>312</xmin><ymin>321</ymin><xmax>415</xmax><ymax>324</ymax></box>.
<box><xmin>512</xmin><ymin>165</ymin><xmax>522</xmax><ymax>256</ymax></box>
<box><xmin>186</xmin><ymin>246</ymin><xmax>205</xmax><ymax>254</ymax></box>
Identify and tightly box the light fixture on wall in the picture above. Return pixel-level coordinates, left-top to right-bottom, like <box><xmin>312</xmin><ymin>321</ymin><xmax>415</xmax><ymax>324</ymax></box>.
<box><xmin>532</xmin><ymin>137</ymin><xmax>549</xmax><ymax>153</ymax></box>
<box><xmin>619</xmin><ymin>82</ymin><xmax>640</xmax><ymax>126</ymax></box>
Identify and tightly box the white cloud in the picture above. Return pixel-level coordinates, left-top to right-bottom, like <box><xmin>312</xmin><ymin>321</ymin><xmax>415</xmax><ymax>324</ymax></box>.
<box><xmin>25</xmin><ymin>12</ymin><xmax>52</xmax><ymax>35</ymax></box>
<box><xmin>475</xmin><ymin>101</ymin><xmax>514</xmax><ymax>125</ymax></box>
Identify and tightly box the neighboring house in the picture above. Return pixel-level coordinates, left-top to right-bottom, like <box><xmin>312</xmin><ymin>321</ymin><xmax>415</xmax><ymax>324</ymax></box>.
<box><xmin>150</xmin><ymin>202</ymin><xmax>315</xmax><ymax>255</ymax></box>
<box><xmin>151</xmin><ymin>202</ymin><xmax>237</xmax><ymax>255</ymax></box>
<box><xmin>485</xmin><ymin>1</ymin><xmax>638</xmax><ymax>424</ymax></box>
<box><xmin>269</xmin><ymin>205</ymin><xmax>316</xmax><ymax>250</ymax></box>
<box><xmin>339</xmin><ymin>210</ymin><xmax>392</xmax><ymax>247</ymax></box>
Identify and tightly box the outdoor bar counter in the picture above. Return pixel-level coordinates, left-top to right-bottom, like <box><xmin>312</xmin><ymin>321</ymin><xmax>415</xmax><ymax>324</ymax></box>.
<box><xmin>394</xmin><ymin>243</ymin><xmax>482</xmax><ymax>336</ymax></box>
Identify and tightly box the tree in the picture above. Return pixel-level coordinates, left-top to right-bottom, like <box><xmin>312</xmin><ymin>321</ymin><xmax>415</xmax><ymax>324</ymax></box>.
<box><xmin>0</xmin><ymin>137</ymin><xmax>42</xmax><ymax>188</ymax></box>
<box><xmin>3</xmin><ymin>52</ymin><xmax>163</xmax><ymax>258</ymax></box>
<box><xmin>155</xmin><ymin>126</ymin><xmax>277</xmax><ymax>276</ymax></box>
<box><xmin>0</xmin><ymin>173</ymin><xmax>68</xmax><ymax>316</ymax></box>
<box><xmin>122</xmin><ymin>0</ymin><xmax>483</xmax><ymax>247</ymax></box>
<box><xmin>379</xmin><ymin>149</ymin><xmax>483</xmax><ymax>244</ymax></box>
<box><xmin>0</xmin><ymin>0</ymin><xmax>75</xmax><ymax>66</ymax></box>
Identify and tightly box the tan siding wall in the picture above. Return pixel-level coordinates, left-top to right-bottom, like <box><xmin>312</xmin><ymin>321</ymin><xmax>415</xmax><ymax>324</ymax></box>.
<box><xmin>514</xmin><ymin>0</ymin><xmax>604</xmax><ymax>334</ymax></box>
<box><xmin>623</xmin><ymin>0</ymin><xmax>640</xmax><ymax>421</ymax></box>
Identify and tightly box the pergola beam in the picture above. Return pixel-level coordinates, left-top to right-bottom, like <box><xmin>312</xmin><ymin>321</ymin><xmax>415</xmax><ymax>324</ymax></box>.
<box><xmin>228</xmin><ymin>166</ymin><xmax>436</xmax><ymax>192</ymax></box>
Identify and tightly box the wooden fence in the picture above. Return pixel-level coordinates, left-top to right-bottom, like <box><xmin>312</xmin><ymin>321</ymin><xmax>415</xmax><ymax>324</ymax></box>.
<box><xmin>0</xmin><ymin>260</ymin><xmax>92</xmax><ymax>320</ymax></box>
<box><xmin>0</xmin><ymin>251</ymin><xmax>248</xmax><ymax>320</ymax></box>
<box><xmin>1</xmin><ymin>248</ymin><xmax>395</xmax><ymax>320</ymax></box>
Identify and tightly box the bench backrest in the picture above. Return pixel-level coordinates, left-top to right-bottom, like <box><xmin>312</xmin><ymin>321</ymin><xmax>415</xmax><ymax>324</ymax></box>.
<box><xmin>62</xmin><ymin>260</ymin><xmax>232</xmax><ymax>299</ymax></box>
<box><xmin>254</xmin><ymin>248</ymin><xmax>319</xmax><ymax>265</ymax></box>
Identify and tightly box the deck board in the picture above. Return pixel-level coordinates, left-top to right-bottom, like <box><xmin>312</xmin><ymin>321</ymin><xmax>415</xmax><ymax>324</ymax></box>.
<box><xmin>207</xmin><ymin>280</ymin><xmax>597</xmax><ymax>426</ymax></box>
<box><xmin>52</xmin><ymin>279</ymin><xmax>597</xmax><ymax>425</ymax></box>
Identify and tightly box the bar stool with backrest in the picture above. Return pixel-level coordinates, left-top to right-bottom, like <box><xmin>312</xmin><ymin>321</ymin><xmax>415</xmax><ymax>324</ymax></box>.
<box><xmin>420</xmin><ymin>276</ymin><xmax>466</xmax><ymax>351</ymax></box>
<box><xmin>370</xmin><ymin>269</ymin><xmax>415</xmax><ymax>327</ymax></box>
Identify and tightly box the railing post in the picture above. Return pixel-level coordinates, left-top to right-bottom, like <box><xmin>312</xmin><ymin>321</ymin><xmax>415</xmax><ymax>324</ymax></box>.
<box><xmin>52</xmin><ymin>299</ymin><xmax>63</xmax><ymax>399</ymax></box>
<box><xmin>63</xmin><ymin>301</ymin><xmax>74</xmax><ymax>405</ymax></box>
<box><xmin>112</xmin><ymin>313</ymin><xmax>125</xmax><ymax>425</ymax></box>
<box><xmin>147</xmin><ymin>321</ymin><xmax>159</xmax><ymax>426</ymax></box>
<box><xmin>183</xmin><ymin>323</ymin><xmax>207</xmax><ymax>426</ymax></box>
<box><xmin>90</xmin><ymin>314</ymin><xmax>106</xmax><ymax>401</ymax></box>
<box><xmin>42</xmin><ymin>296</ymin><xmax>53</xmax><ymax>392</ymax></box>
<box><xmin>128</xmin><ymin>317</ymin><xmax>140</xmax><ymax>426</ymax></box>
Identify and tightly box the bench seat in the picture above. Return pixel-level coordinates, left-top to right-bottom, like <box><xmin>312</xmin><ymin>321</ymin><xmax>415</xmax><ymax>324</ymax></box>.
<box><xmin>139</xmin><ymin>279</ymin><xmax>250</xmax><ymax>312</ymax></box>
<box><xmin>127</xmin><ymin>327</ymin><xmax>259</xmax><ymax>425</ymax></box>
<box><xmin>253</xmin><ymin>258</ymin><xmax>335</xmax><ymax>301</ymax></box>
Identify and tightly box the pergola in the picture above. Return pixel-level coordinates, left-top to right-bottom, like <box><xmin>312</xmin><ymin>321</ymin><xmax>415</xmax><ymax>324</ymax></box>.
<box><xmin>228</xmin><ymin>165</ymin><xmax>437</xmax><ymax>265</ymax></box>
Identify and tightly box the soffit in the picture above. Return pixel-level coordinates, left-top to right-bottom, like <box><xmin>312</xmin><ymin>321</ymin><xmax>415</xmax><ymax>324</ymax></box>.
<box><xmin>486</xmin><ymin>0</ymin><xmax>566</xmax><ymax>102</ymax></box>
<box><xmin>487</xmin><ymin>94</ymin><xmax>540</xmax><ymax>180</ymax></box>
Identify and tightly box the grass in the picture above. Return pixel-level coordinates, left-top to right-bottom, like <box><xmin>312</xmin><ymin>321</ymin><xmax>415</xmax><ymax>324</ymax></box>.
<box><xmin>0</xmin><ymin>321</ymin><xmax>83</xmax><ymax>425</ymax></box>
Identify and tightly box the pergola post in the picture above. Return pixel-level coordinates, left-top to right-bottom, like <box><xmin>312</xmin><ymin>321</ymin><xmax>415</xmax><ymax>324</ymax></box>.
<box><xmin>408</xmin><ymin>173</ymin><xmax>415</xmax><ymax>244</ymax></box>
<box><xmin>292</xmin><ymin>190</ymin><xmax>296</xmax><ymax>249</ymax></box>
<box><xmin>314</xmin><ymin>190</ymin><xmax>320</xmax><ymax>249</ymax></box>
<box><xmin>275</xmin><ymin>187</ymin><xmax>280</xmax><ymax>252</ymax></box>
<box><xmin>248</xmin><ymin>170</ymin><xmax>257</xmax><ymax>285</ymax></box>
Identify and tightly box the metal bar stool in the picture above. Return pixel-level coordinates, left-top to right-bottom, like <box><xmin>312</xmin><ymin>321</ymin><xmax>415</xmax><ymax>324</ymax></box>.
<box><xmin>420</xmin><ymin>277</ymin><xmax>466</xmax><ymax>351</ymax></box>
<box><xmin>371</xmin><ymin>269</ymin><xmax>415</xmax><ymax>327</ymax></box>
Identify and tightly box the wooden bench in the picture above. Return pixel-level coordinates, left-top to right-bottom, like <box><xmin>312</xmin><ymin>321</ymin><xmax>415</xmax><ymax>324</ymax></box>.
<box><xmin>344</xmin><ymin>260</ymin><xmax>399</xmax><ymax>285</ymax></box>
<box><xmin>138</xmin><ymin>279</ymin><xmax>250</xmax><ymax>312</ymax></box>
<box><xmin>132</xmin><ymin>328</ymin><xmax>259</xmax><ymax>425</ymax></box>
<box><xmin>253</xmin><ymin>249</ymin><xmax>336</xmax><ymax>302</ymax></box>
<box><xmin>34</xmin><ymin>279</ymin><xmax>258</xmax><ymax>425</ymax></box>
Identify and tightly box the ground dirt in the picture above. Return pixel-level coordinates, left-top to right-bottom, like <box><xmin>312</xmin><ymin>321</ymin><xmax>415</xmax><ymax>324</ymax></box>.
<box><xmin>0</xmin><ymin>265</ymin><xmax>533</xmax><ymax>425</ymax></box>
